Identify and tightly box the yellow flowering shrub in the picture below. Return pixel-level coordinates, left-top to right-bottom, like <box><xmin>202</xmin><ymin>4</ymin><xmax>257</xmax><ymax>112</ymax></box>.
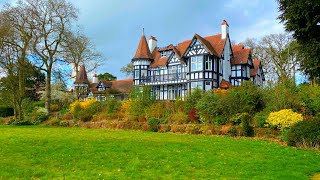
<box><xmin>266</xmin><ymin>109</ymin><xmax>303</xmax><ymax>130</ymax></box>
<box><xmin>69</xmin><ymin>99</ymin><xmax>97</xmax><ymax>114</ymax></box>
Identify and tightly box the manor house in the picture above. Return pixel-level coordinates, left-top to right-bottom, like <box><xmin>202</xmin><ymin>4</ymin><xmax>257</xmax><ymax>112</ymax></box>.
<box><xmin>132</xmin><ymin>20</ymin><xmax>264</xmax><ymax>100</ymax></box>
<box><xmin>74</xmin><ymin>20</ymin><xmax>264</xmax><ymax>101</ymax></box>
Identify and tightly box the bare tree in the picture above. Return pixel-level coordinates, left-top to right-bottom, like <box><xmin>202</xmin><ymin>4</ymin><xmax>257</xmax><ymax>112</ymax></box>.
<box><xmin>62</xmin><ymin>29</ymin><xmax>103</xmax><ymax>79</ymax></box>
<box><xmin>26</xmin><ymin>0</ymin><xmax>78</xmax><ymax>111</ymax></box>
<box><xmin>243</xmin><ymin>33</ymin><xmax>299</xmax><ymax>83</ymax></box>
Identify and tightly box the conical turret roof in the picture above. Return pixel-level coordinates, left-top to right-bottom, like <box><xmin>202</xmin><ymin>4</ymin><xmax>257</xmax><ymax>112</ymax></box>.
<box><xmin>74</xmin><ymin>65</ymin><xmax>89</xmax><ymax>84</ymax></box>
<box><xmin>132</xmin><ymin>33</ymin><xmax>153</xmax><ymax>60</ymax></box>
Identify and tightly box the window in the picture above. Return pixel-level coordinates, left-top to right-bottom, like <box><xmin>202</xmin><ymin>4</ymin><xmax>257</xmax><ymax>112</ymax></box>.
<box><xmin>134</xmin><ymin>70</ymin><xmax>140</xmax><ymax>79</ymax></box>
<box><xmin>205</xmin><ymin>57</ymin><xmax>212</xmax><ymax>70</ymax></box>
<box><xmin>141</xmin><ymin>70</ymin><xmax>147</xmax><ymax>79</ymax></box>
<box><xmin>191</xmin><ymin>81</ymin><xmax>203</xmax><ymax>91</ymax></box>
<box><xmin>242</xmin><ymin>66</ymin><xmax>247</xmax><ymax>77</ymax></box>
<box><xmin>191</xmin><ymin>56</ymin><xmax>203</xmax><ymax>71</ymax></box>
<box><xmin>205</xmin><ymin>81</ymin><xmax>212</xmax><ymax>91</ymax></box>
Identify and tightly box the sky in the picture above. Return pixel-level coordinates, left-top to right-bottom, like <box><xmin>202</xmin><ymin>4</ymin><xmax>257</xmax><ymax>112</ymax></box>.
<box><xmin>0</xmin><ymin>0</ymin><xmax>285</xmax><ymax>80</ymax></box>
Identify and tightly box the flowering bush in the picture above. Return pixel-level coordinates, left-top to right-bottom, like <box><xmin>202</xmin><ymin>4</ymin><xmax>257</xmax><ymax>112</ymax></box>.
<box><xmin>69</xmin><ymin>99</ymin><xmax>99</xmax><ymax>121</ymax></box>
<box><xmin>266</xmin><ymin>109</ymin><xmax>303</xmax><ymax>130</ymax></box>
<box><xmin>69</xmin><ymin>99</ymin><xmax>97</xmax><ymax>114</ymax></box>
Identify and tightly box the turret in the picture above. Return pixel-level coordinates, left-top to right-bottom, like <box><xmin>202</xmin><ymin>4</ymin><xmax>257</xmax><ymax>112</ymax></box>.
<box><xmin>132</xmin><ymin>31</ymin><xmax>153</xmax><ymax>85</ymax></box>
<box><xmin>74</xmin><ymin>65</ymin><xmax>90</xmax><ymax>100</ymax></box>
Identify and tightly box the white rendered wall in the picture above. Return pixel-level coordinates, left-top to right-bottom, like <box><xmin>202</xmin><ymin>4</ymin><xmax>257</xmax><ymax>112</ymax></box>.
<box><xmin>222</xmin><ymin>38</ymin><xmax>231</xmax><ymax>81</ymax></box>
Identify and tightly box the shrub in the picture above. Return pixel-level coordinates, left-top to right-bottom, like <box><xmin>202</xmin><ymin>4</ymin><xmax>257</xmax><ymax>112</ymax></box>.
<box><xmin>199</xmin><ymin>124</ymin><xmax>213</xmax><ymax>135</ymax></box>
<box><xmin>106</xmin><ymin>98</ymin><xmax>120</xmax><ymax>114</ymax></box>
<box><xmin>123</xmin><ymin>86</ymin><xmax>155</xmax><ymax>121</ymax></box>
<box><xmin>11</xmin><ymin>120</ymin><xmax>33</xmax><ymax>126</ymax></box>
<box><xmin>146</xmin><ymin>101</ymin><xmax>172</xmax><ymax>121</ymax></box>
<box><xmin>184</xmin><ymin>88</ymin><xmax>203</xmax><ymax>113</ymax></box>
<box><xmin>185</xmin><ymin>124</ymin><xmax>200</xmax><ymax>134</ymax></box>
<box><xmin>196</xmin><ymin>90</ymin><xmax>218</xmax><ymax>124</ymax></box>
<box><xmin>31</xmin><ymin>107</ymin><xmax>49</xmax><ymax>124</ymax></box>
<box><xmin>148</xmin><ymin>118</ymin><xmax>160</xmax><ymax>132</ymax></box>
<box><xmin>32</xmin><ymin>101</ymin><xmax>45</xmax><ymax>108</ymax></box>
<box><xmin>228</xmin><ymin>126</ymin><xmax>238</xmax><ymax>137</ymax></box>
<box><xmin>298</xmin><ymin>84</ymin><xmax>320</xmax><ymax>117</ymax></box>
<box><xmin>253</xmin><ymin>112</ymin><xmax>268</xmax><ymax>128</ymax></box>
<box><xmin>169</xmin><ymin>112</ymin><xmax>189</xmax><ymax>124</ymax></box>
<box><xmin>0</xmin><ymin>106</ymin><xmax>14</xmax><ymax>117</ymax></box>
<box><xmin>266</xmin><ymin>109</ymin><xmax>303</xmax><ymax>131</ymax></box>
<box><xmin>69</xmin><ymin>99</ymin><xmax>100</xmax><ymax>122</ymax></box>
<box><xmin>187</xmin><ymin>108</ymin><xmax>199</xmax><ymax>123</ymax></box>
<box><xmin>212</xmin><ymin>115</ymin><xmax>227</xmax><ymax>125</ymax></box>
<box><xmin>287</xmin><ymin>119</ymin><xmax>320</xmax><ymax>148</ymax></box>
<box><xmin>216</xmin><ymin>81</ymin><xmax>264</xmax><ymax>121</ymax></box>
<box><xmin>263</xmin><ymin>80</ymin><xmax>301</xmax><ymax>113</ymax></box>
<box><xmin>50</xmin><ymin>104</ymin><xmax>61</xmax><ymax>112</ymax></box>
<box><xmin>230</xmin><ymin>113</ymin><xmax>250</xmax><ymax>125</ymax></box>
<box><xmin>241</xmin><ymin>114</ymin><xmax>254</xmax><ymax>137</ymax></box>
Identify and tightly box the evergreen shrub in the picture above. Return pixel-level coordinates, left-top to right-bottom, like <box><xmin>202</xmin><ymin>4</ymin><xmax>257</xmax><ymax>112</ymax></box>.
<box><xmin>287</xmin><ymin>118</ymin><xmax>320</xmax><ymax>148</ymax></box>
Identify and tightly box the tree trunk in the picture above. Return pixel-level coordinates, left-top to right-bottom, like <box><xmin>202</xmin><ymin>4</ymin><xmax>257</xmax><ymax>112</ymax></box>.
<box><xmin>45</xmin><ymin>70</ymin><xmax>51</xmax><ymax>112</ymax></box>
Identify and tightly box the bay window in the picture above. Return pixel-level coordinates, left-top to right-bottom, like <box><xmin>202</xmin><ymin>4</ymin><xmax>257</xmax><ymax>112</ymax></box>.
<box><xmin>191</xmin><ymin>56</ymin><xmax>203</xmax><ymax>71</ymax></box>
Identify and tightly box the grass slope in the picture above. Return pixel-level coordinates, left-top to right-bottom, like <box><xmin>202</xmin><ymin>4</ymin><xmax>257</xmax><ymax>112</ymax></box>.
<box><xmin>0</xmin><ymin>126</ymin><xmax>319</xmax><ymax>179</ymax></box>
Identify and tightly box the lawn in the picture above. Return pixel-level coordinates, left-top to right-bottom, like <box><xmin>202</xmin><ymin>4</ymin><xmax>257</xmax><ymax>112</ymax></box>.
<box><xmin>0</xmin><ymin>126</ymin><xmax>319</xmax><ymax>179</ymax></box>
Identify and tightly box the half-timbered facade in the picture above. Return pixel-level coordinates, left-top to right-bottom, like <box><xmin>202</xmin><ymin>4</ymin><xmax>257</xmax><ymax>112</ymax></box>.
<box><xmin>74</xmin><ymin>65</ymin><xmax>132</xmax><ymax>101</ymax></box>
<box><xmin>131</xmin><ymin>20</ymin><xmax>264</xmax><ymax>100</ymax></box>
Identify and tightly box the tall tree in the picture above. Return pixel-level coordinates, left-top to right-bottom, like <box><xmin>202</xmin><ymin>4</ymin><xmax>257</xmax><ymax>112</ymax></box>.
<box><xmin>97</xmin><ymin>72</ymin><xmax>117</xmax><ymax>81</ymax></box>
<box><xmin>0</xmin><ymin>2</ymin><xmax>35</xmax><ymax>121</ymax></box>
<box><xmin>278</xmin><ymin>0</ymin><xmax>320</xmax><ymax>84</ymax></box>
<box><xmin>243</xmin><ymin>33</ymin><xmax>300</xmax><ymax>83</ymax></box>
<box><xmin>62</xmin><ymin>29</ymin><xmax>103</xmax><ymax>79</ymax></box>
<box><xmin>27</xmin><ymin>0</ymin><xmax>78</xmax><ymax>111</ymax></box>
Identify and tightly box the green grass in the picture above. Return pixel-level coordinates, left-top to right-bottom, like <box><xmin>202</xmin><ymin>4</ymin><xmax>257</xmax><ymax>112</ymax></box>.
<box><xmin>0</xmin><ymin>126</ymin><xmax>319</xmax><ymax>179</ymax></box>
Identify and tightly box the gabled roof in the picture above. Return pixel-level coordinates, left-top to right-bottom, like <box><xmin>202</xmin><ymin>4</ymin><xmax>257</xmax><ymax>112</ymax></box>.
<box><xmin>132</xmin><ymin>34</ymin><xmax>153</xmax><ymax>60</ymax></box>
<box><xmin>74</xmin><ymin>65</ymin><xmax>89</xmax><ymax>84</ymax></box>
<box><xmin>194</xmin><ymin>34</ymin><xmax>219</xmax><ymax>57</ymax></box>
<box><xmin>231</xmin><ymin>44</ymin><xmax>251</xmax><ymax>65</ymax></box>
<box><xmin>150</xmin><ymin>48</ymin><xmax>168</xmax><ymax>68</ymax></box>
<box><xmin>147</xmin><ymin>34</ymin><xmax>227</xmax><ymax>68</ymax></box>
<box><xmin>110</xmin><ymin>78</ymin><xmax>133</xmax><ymax>93</ymax></box>
<box><xmin>203</xmin><ymin>34</ymin><xmax>227</xmax><ymax>57</ymax></box>
<box><xmin>250</xmin><ymin>59</ymin><xmax>261</xmax><ymax>77</ymax></box>
<box><xmin>90</xmin><ymin>79</ymin><xmax>133</xmax><ymax>93</ymax></box>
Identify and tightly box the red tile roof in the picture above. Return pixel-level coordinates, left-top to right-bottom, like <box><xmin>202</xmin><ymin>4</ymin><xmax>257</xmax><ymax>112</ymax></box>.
<box><xmin>133</xmin><ymin>34</ymin><xmax>153</xmax><ymax>60</ymax></box>
<box><xmin>250</xmin><ymin>59</ymin><xmax>261</xmax><ymax>77</ymax></box>
<box><xmin>146</xmin><ymin>33</ymin><xmax>227</xmax><ymax>68</ymax></box>
<box><xmin>195</xmin><ymin>34</ymin><xmax>219</xmax><ymax>57</ymax></box>
<box><xmin>231</xmin><ymin>44</ymin><xmax>251</xmax><ymax>65</ymax></box>
<box><xmin>74</xmin><ymin>65</ymin><xmax>89</xmax><ymax>84</ymax></box>
<box><xmin>220</xmin><ymin>79</ymin><xmax>232</xmax><ymax>89</ymax></box>
<box><xmin>110</xmin><ymin>78</ymin><xmax>133</xmax><ymax>93</ymax></box>
<box><xmin>203</xmin><ymin>34</ymin><xmax>226</xmax><ymax>57</ymax></box>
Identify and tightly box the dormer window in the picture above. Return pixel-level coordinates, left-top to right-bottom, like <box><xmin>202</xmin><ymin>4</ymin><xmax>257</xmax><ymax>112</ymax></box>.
<box><xmin>161</xmin><ymin>50</ymin><xmax>171</xmax><ymax>57</ymax></box>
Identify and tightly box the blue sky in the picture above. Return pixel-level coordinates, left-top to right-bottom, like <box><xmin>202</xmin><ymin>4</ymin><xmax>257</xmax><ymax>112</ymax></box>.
<box><xmin>0</xmin><ymin>0</ymin><xmax>285</xmax><ymax>80</ymax></box>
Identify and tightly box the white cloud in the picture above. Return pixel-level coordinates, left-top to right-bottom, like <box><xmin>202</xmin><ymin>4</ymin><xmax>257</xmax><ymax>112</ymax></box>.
<box><xmin>233</xmin><ymin>18</ymin><xmax>285</xmax><ymax>43</ymax></box>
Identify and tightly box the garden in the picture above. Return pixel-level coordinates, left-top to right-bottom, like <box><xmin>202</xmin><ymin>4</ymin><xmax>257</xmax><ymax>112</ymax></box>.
<box><xmin>1</xmin><ymin>81</ymin><xmax>319</xmax><ymax>150</ymax></box>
